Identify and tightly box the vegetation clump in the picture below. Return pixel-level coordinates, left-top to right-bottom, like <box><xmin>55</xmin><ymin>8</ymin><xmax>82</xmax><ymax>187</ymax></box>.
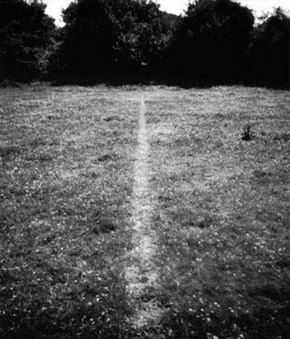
<box><xmin>241</xmin><ymin>124</ymin><xmax>255</xmax><ymax>141</ymax></box>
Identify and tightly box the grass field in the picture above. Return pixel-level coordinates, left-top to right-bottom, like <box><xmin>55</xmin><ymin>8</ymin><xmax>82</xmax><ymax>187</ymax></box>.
<box><xmin>0</xmin><ymin>84</ymin><xmax>289</xmax><ymax>338</ymax></box>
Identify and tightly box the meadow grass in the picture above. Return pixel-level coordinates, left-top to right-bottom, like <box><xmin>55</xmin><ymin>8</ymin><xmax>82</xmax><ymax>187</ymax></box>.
<box><xmin>146</xmin><ymin>86</ymin><xmax>290</xmax><ymax>339</ymax></box>
<box><xmin>0</xmin><ymin>84</ymin><xmax>289</xmax><ymax>338</ymax></box>
<box><xmin>0</xmin><ymin>84</ymin><xmax>139</xmax><ymax>338</ymax></box>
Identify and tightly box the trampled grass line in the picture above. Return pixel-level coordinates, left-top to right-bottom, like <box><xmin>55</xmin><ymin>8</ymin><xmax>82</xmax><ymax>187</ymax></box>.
<box><xmin>124</xmin><ymin>95</ymin><xmax>162</xmax><ymax>329</ymax></box>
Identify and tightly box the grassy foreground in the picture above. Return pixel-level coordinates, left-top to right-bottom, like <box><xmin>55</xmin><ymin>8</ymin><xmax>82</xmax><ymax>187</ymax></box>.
<box><xmin>0</xmin><ymin>84</ymin><xmax>139</xmax><ymax>338</ymax></box>
<box><xmin>146</xmin><ymin>86</ymin><xmax>290</xmax><ymax>339</ymax></box>
<box><xmin>0</xmin><ymin>84</ymin><xmax>289</xmax><ymax>338</ymax></box>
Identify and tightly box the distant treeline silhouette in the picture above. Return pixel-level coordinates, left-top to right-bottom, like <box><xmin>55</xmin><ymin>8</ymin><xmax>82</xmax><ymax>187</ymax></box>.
<box><xmin>0</xmin><ymin>0</ymin><xmax>289</xmax><ymax>88</ymax></box>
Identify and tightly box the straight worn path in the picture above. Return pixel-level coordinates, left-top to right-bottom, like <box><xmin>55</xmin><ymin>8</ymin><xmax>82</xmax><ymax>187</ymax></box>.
<box><xmin>124</xmin><ymin>95</ymin><xmax>162</xmax><ymax>329</ymax></box>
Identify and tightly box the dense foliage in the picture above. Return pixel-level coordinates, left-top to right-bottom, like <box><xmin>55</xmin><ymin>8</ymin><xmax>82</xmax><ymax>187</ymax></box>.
<box><xmin>0</xmin><ymin>0</ymin><xmax>56</xmax><ymax>81</ymax></box>
<box><xmin>248</xmin><ymin>8</ymin><xmax>290</xmax><ymax>88</ymax></box>
<box><xmin>54</xmin><ymin>0</ymin><xmax>177</xmax><ymax>78</ymax></box>
<box><xmin>0</xmin><ymin>0</ymin><xmax>289</xmax><ymax>87</ymax></box>
<box><xmin>58</xmin><ymin>0</ymin><xmax>118</xmax><ymax>77</ymax></box>
<box><xmin>168</xmin><ymin>0</ymin><xmax>255</xmax><ymax>81</ymax></box>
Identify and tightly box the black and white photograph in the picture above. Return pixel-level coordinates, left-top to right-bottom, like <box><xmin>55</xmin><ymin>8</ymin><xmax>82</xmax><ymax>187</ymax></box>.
<box><xmin>0</xmin><ymin>0</ymin><xmax>289</xmax><ymax>338</ymax></box>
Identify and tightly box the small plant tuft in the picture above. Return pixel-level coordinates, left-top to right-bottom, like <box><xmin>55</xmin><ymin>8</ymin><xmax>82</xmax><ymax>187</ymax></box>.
<box><xmin>241</xmin><ymin>123</ymin><xmax>255</xmax><ymax>141</ymax></box>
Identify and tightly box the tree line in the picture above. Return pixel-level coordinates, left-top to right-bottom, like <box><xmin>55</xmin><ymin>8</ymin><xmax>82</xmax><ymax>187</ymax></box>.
<box><xmin>0</xmin><ymin>0</ymin><xmax>289</xmax><ymax>88</ymax></box>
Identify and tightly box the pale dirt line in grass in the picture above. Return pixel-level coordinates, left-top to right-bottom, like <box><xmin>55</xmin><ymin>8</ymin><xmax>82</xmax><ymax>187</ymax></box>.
<box><xmin>124</xmin><ymin>95</ymin><xmax>162</xmax><ymax>329</ymax></box>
